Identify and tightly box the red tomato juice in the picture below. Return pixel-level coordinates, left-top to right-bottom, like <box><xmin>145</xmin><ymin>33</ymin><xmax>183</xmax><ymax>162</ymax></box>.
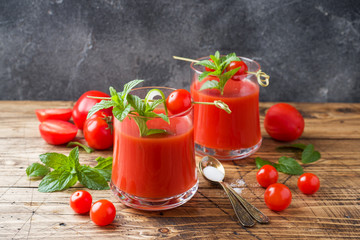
<box><xmin>111</xmin><ymin>114</ymin><xmax>197</xmax><ymax>199</ymax></box>
<box><xmin>191</xmin><ymin>78</ymin><xmax>261</xmax><ymax>150</ymax></box>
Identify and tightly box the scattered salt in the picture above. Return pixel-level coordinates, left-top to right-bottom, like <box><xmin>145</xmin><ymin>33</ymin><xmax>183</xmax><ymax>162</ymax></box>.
<box><xmin>203</xmin><ymin>166</ymin><xmax>224</xmax><ymax>182</ymax></box>
<box><xmin>232</xmin><ymin>187</ymin><xmax>243</xmax><ymax>195</ymax></box>
<box><xmin>230</xmin><ymin>179</ymin><xmax>245</xmax><ymax>188</ymax></box>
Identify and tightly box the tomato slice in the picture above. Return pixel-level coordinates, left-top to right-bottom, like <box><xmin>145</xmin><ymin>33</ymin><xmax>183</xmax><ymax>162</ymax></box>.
<box><xmin>36</xmin><ymin>108</ymin><xmax>73</xmax><ymax>122</ymax></box>
<box><xmin>39</xmin><ymin>120</ymin><xmax>78</xmax><ymax>145</ymax></box>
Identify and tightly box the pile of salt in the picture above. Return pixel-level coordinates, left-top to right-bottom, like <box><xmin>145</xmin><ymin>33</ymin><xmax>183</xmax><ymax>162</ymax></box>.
<box><xmin>202</xmin><ymin>166</ymin><xmax>224</xmax><ymax>182</ymax></box>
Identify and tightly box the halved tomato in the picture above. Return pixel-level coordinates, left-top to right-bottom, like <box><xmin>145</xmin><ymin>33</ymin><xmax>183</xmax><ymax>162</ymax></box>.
<box><xmin>35</xmin><ymin>108</ymin><xmax>72</xmax><ymax>122</ymax></box>
<box><xmin>39</xmin><ymin>120</ymin><xmax>78</xmax><ymax>145</ymax></box>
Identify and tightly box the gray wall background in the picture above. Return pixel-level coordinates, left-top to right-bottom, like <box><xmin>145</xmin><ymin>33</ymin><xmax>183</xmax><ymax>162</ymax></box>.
<box><xmin>0</xmin><ymin>0</ymin><xmax>359</xmax><ymax>102</ymax></box>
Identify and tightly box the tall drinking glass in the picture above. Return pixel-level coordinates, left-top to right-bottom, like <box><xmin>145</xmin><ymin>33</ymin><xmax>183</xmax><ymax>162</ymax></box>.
<box><xmin>190</xmin><ymin>57</ymin><xmax>262</xmax><ymax>160</ymax></box>
<box><xmin>110</xmin><ymin>87</ymin><xmax>198</xmax><ymax>210</ymax></box>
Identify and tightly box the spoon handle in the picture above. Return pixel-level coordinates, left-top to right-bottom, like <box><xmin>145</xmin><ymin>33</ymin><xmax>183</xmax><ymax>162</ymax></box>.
<box><xmin>224</xmin><ymin>182</ymin><xmax>269</xmax><ymax>224</ymax></box>
<box><xmin>219</xmin><ymin>182</ymin><xmax>255</xmax><ymax>227</ymax></box>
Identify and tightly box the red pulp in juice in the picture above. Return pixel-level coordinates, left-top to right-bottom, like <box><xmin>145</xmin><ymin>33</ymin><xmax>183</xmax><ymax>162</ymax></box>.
<box><xmin>191</xmin><ymin>77</ymin><xmax>261</xmax><ymax>150</ymax></box>
<box><xmin>112</xmin><ymin>113</ymin><xmax>197</xmax><ymax>199</ymax></box>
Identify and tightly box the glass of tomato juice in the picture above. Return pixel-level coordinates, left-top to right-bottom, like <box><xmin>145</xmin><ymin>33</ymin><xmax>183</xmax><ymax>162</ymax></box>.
<box><xmin>190</xmin><ymin>57</ymin><xmax>262</xmax><ymax>160</ymax></box>
<box><xmin>110</xmin><ymin>87</ymin><xmax>198</xmax><ymax>210</ymax></box>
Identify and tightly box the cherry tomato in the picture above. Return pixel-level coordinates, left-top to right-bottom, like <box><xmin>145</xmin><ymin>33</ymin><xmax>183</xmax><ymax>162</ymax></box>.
<box><xmin>70</xmin><ymin>190</ymin><xmax>92</xmax><ymax>214</ymax></box>
<box><xmin>90</xmin><ymin>199</ymin><xmax>116</xmax><ymax>226</ymax></box>
<box><xmin>35</xmin><ymin>108</ymin><xmax>72</xmax><ymax>122</ymax></box>
<box><xmin>39</xmin><ymin>120</ymin><xmax>78</xmax><ymax>145</ymax></box>
<box><xmin>256</xmin><ymin>165</ymin><xmax>279</xmax><ymax>188</ymax></box>
<box><xmin>264</xmin><ymin>183</ymin><xmax>292</xmax><ymax>211</ymax></box>
<box><xmin>264</xmin><ymin>103</ymin><xmax>305</xmax><ymax>142</ymax></box>
<box><xmin>297</xmin><ymin>173</ymin><xmax>320</xmax><ymax>195</ymax></box>
<box><xmin>226</xmin><ymin>61</ymin><xmax>248</xmax><ymax>81</ymax></box>
<box><xmin>205</xmin><ymin>59</ymin><xmax>215</xmax><ymax>72</ymax></box>
<box><xmin>72</xmin><ymin>90</ymin><xmax>111</xmax><ymax>130</ymax></box>
<box><xmin>166</xmin><ymin>89</ymin><xmax>192</xmax><ymax>115</ymax></box>
<box><xmin>83</xmin><ymin>112</ymin><xmax>113</xmax><ymax>150</ymax></box>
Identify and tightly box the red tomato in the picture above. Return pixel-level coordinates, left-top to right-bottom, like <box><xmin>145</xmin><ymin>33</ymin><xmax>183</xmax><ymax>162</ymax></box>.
<box><xmin>226</xmin><ymin>61</ymin><xmax>248</xmax><ymax>81</ymax></box>
<box><xmin>166</xmin><ymin>89</ymin><xmax>192</xmax><ymax>115</ymax></box>
<box><xmin>256</xmin><ymin>165</ymin><xmax>279</xmax><ymax>188</ymax></box>
<box><xmin>264</xmin><ymin>183</ymin><xmax>292</xmax><ymax>211</ymax></box>
<box><xmin>83</xmin><ymin>112</ymin><xmax>113</xmax><ymax>150</ymax></box>
<box><xmin>39</xmin><ymin>120</ymin><xmax>78</xmax><ymax>145</ymax></box>
<box><xmin>72</xmin><ymin>90</ymin><xmax>111</xmax><ymax>130</ymax></box>
<box><xmin>264</xmin><ymin>103</ymin><xmax>305</xmax><ymax>141</ymax></box>
<box><xmin>35</xmin><ymin>108</ymin><xmax>72</xmax><ymax>122</ymax></box>
<box><xmin>205</xmin><ymin>59</ymin><xmax>215</xmax><ymax>72</ymax></box>
<box><xmin>297</xmin><ymin>173</ymin><xmax>320</xmax><ymax>195</ymax></box>
<box><xmin>90</xmin><ymin>199</ymin><xmax>116</xmax><ymax>226</ymax></box>
<box><xmin>70</xmin><ymin>190</ymin><xmax>92</xmax><ymax>214</ymax></box>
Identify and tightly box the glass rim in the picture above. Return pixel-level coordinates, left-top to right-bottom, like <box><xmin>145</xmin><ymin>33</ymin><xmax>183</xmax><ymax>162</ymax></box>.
<box><xmin>126</xmin><ymin>86</ymin><xmax>194</xmax><ymax>119</ymax></box>
<box><xmin>190</xmin><ymin>56</ymin><xmax>261</xmax><ymax>76</ymax></box>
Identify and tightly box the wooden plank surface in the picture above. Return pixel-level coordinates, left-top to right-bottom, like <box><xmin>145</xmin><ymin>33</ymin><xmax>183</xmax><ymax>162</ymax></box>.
<box><xmin>0</xmin><ymin>101</ymin><xmax>359</xmax><ymax>239</ymax></box>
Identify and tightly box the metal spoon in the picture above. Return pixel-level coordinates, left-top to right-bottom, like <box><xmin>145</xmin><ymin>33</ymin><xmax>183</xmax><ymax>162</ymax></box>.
<box><xmin>199</xmin><ymin>156</ymin><xmax>269</xmax><ymax>226</ymax></box>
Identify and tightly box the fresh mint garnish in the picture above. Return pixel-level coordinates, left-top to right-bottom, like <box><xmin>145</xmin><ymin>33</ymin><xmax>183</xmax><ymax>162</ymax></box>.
<box><xmin>195</xmin><ymin>51</ymin><xmax>241</xmax><ymax>95</ymax></box>
<box><xmin>88</xmin><ymin>80</ymin><xmax>170</xmax><ymax>137</ymax></box>
<box><xmin>255</xmin><ymin>157</ymin><xmax>304</xmax><ymax>175</ymax></box>
<box><xmin>66</xmin><ymin>141</ymin><xmax>94</xmax><ymax>153</ymax></box>
<box><xmin>276</xmin><ymin>143</ymin><xmax>321</xmax><ymax>164</ymax></box>
<box><xmin>27</xmin><ymin>147</ymin><xmax>112</xmax><ymax>192</ymax></box>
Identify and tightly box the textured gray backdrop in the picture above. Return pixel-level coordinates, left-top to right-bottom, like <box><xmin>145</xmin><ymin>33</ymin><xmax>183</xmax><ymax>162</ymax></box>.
<box><xmin>0</xmin><ymin>0</ymin><xmax>359</xmax><ymax>102</ymax></box>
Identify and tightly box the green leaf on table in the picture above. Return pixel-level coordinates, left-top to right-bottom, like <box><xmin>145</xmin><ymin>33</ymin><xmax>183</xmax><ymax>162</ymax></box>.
<box><xmin>39</xmin><ymin>152</ymin><xmax>69</xmax><ymax>170</ymax></box>
<box><xmin>94</xmin><ymin>156</ymin><xmax>113</xmax><ymax>170</ymax></box>
<box><xmin>26</xmin><ymin>163</ymin><xmax>50</xmax><ymax>179</ymax></box>
<box><xmin>77</xmin><ymin>165</ymin><xmax>109</xmax><ymax>190</ymax></box>
<box><xmin>38</xmin><ymin>167</ymin><xmax>78</xmax><ymax>192</ymax></box>
<box><xmin>302</xmin><ymin>144</ymin><xmax>321</xmax><ymax>163</ymax></box>
<box><xmin>255</xmin><ymin>157</ymin><xmax>277</xmax><ymax>169</ymax></box>
<box><xmin>66</xmin><ymin>142</ymin><xmax>94</xmax><ymax>153</ymax></box>
<box><xmin>68</xmin><ymin>147</ymin><xmax>80</xmax><ymax>169</ymax></box>
<box><xmin>277</xmin><ymin>156</ymin><xmax>304</xmax><ymax>175</ymax></box>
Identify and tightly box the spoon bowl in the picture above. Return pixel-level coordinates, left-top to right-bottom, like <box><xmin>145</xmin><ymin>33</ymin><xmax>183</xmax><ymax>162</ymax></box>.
<box><xmin>199</xmin><ymin>156</ymin><xmax>269</xmax><ymax>225</ymax></box>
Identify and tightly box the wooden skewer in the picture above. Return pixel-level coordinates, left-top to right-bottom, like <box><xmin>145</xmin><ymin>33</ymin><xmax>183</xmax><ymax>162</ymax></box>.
<box><xmin>173</xmin><ymin>56</ymin><xmax>199</xmax><ymax>63</ymax></box>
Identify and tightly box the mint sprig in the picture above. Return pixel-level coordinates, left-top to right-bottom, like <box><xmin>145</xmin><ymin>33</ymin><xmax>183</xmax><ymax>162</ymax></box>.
<box><xmin>88</xmin><ymin>80</ymin><xmax>170</xmax><ymax>137</ymax></box>
<box><xmin>276</xmin><ymin>143</ymin><xmax>321</xmax><ymax>164</ymax></box>
<box><xmin>26</xmin><ymin>147</ymin><xmax>113</xmax><ymax>192</ymax></box>
<box><xmin>66</xmin><ymin>141</ymin><xmax>94</xmax><ymax>153</ymax></box>
<box><xmin>255</xmin><ymin>157</ymin><xmax>304</xmax><ymax>175</ymax></box>
<box><xmin>196</xmin><ymin>51</ymin><xmax>241</xmax><ymax>95</ymax></box>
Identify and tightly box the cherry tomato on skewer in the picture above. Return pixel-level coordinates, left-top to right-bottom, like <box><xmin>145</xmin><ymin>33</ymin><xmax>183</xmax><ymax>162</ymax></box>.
<box><xmin>166</xmin><ymin>89</ymin><xmax>192</xmax><ymax>115</ymax></box>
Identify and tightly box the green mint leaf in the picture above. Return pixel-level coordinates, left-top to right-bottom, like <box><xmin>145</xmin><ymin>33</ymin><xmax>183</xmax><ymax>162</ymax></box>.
<box><xmin>66</xmin><ymin>142</ymin><xmax>94</xmax><ymax>153</ymax></box>
<box><xmin>94</xmin><ymin>156</ymin><xmax>113</xmax><ymax>170</ymax></box>
<box><xmin>195</xmin><ymin>60</ymin><xmax>217</xmax><ymax>70</ymax></box>
<box><xmin>68</xmin><ymin>147</ymin><xmax>80</xmax><ymax>170</ymax></box>
<box><xmin>127</xmin><ymin>94</ymin><xmax>146</xmax><ymax>115</ymax></box>
<box><xmin>77</xmin><ymin>165</ymin><xmax>109</xmax><ymax>190</ymax></box>
<box><xmin>87</xmin><ymin>100</ymin><xmax>115</xmax><ymax>119</ymax></box>
<box><xmin>38</xmin><ymin>167</ymin><xmax>78</xmax><ymax>192</ymax></box>
<box><xmin>291</xmin><ymin>143</ymin><xmax>308</xmax><ymax>150</ymax></box>
<box><xmin>198</xmin><ymin>71</ymin><xmax>213</xmax><ymax>82</ymax></box>
<box><xmin>93</xmin><ymin>169</ymin><xmax>112</xmax><ymax>181</ymax></box>
<box><xmin>220</xmin><ymin>53</ymin><xmax>240</xmax><ymax>68</ymax></box>
<box><xmin>277</xmin><ymin>157</ymin><xmax>304</xmax><ymax>175</ymax></box>
<box><xmin>131</xmin><ymin>116</ymin><xmax>148</xmax><ymax>137</ymax></box>
<box><xmin>145</xmin><ymin>111</ymin><xmax>170</xmax><ymax>124</ymax></box>
<box><xmin>302</xmin><ymin>144</ymin><xmax>321</xmax><ymax>163</ymax></box>
<box><xmin>122</xmin><ymin>79</ymin><xmax>144</xmax><ymax>100</ymax></box>
<box><xmin>200</xmin><ymin>80</ymin><xmax>220</xmax><ymax>91</ymax></box>
<box><xmin>147</xmin><ymin>99</ymin><xmax>164</xmax><ymax>112</ymax></box>
<box><xmin>146</xmin><ymin>129</ymin><xmax>167</xmax><ymax>136</ymax></box>
<box><xmin>276</xmin><ymin>143</ymin><xmax>307</xmax><ymax>152</ymax></box>
<box><xmin>39</xmin><ymin>153</ymin><xmax>69</xmax><ymax>170</ymax></box>
<box><xmin>113</xmin><ymin>104</ymin><xmax>131</xmax><ymax>121</ymax></box>
<box><xmin>255</xmin><ymin>157</ymin><xmax>277</xmax><ymax>169</ymax></box>
<box><xmin>26</xmin><ymin>163</ymin><xmax>50</xmax><ymax>179</ymax></box>
<box><xmin>109</xmin><ymin>87</ymin><xmax>123</xmax><ymax>107</ymax></box>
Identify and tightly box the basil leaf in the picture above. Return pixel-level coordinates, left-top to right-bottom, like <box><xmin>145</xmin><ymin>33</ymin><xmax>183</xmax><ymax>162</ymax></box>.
<box><xmin>26</xmin><ymin>163</ymin><xmax>50</xmax><ymax>179</ymax></box>
<box><xmin>277</xmin><ymin>157</ymin><xmax>304</xmax><ymax>175</ymax></box>
<box><xmin>87</xmin><ymin>100</ymin><xmax>115</xmax><ymax>119</ymax></box>
<box><xmin>94</xmin><ymin>157</ymin><xmax>113</xmax><ymax>170</ymax></box>
<box><xmin>38</xmin><ymin>168</ymin><xmax>78</xmax><ymax>192</ymax></box>
<box><xmin>302</xmin><ymin>144</ymin><xmax>321</xmax><ymax>163</ymax></box>
<box><xmin>255</xmin><ymin>157</ymin><xmax>277</xmax><ymax>169</ymax></box>
<box><xmin>39</xmin><ymin>153</ymin><xmax>69</xmax><ymax>170</ymax></box>
<box><xmin>77</xmin><ymin>165</ymin><xmax>109</xmax><ymax>190</ymax></box>
<box><xmin>66</xmin><ymin>142</ymin><xmax>94</xmax><ymax>153</ymax></box>
<box><xmin>122</xmin><ymin>79</ymin><xmax>144</xmax><ymax>100</ymax></box>
<box><xmin>200</xmin><ymin>80</ymin><xmax>220</xmax><ymax>91</ymax></box>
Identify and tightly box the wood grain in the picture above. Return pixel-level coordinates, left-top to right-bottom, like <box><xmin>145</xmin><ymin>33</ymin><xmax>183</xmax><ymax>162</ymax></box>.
<box><xmin>0</xmin><ymin>101</ymin><xmax>359</xmax><ymax>239</ymax></box>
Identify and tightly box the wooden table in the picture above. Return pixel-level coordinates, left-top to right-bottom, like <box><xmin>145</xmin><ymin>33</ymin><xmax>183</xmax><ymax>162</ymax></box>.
<box><xmin>0</xmin><ymin>101</ymin><xmax>359</xmax><ymax>239</ymax></box>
